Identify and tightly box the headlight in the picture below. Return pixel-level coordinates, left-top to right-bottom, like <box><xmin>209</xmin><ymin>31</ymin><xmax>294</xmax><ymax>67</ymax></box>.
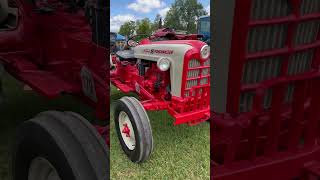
<box><xmin>157</xmin><ymin>58</ymin><xmax>171</xmax><ymax>71</ymax></box>
<box><xmin>200</xmin><ymin>45</ymin><xmax>210</xmax><ymax>59</ymax></box>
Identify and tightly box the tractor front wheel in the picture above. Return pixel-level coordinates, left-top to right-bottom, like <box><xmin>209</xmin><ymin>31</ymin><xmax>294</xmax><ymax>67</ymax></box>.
<box><xmin>114</xmin><ymin>96</ymin><xmax>153</xmax><ymax>163</ymax></box>
<box><xmin>10</xmin><ymin>111</ymin><xmax>109</xmax><ymax>180</ymax></box>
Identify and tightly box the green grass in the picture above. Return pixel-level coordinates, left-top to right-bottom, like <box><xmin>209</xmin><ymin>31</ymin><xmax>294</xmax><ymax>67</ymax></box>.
<box><xmin>110</xmin><ymin>86</ymin><xmax>210</xmax><ymax>180</ymax></box>
<box><xmin>0</xmin><ymin>73</ymin><xmax>95</xmax><ymax>180</ymax></box>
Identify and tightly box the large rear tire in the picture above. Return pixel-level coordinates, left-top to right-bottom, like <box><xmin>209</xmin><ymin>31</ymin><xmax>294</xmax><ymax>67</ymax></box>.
<box><xmin>114</xmin><ymin>96</ymin><xmax>153</xmax><ymax>163</ymax></box>
<box><xmin>10</xmin><ymin>111</ymin><xmax>109</xmax><ymax>180</ymax></box>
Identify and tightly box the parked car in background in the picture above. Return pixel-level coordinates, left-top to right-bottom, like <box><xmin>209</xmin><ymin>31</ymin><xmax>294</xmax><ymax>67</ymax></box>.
<box><xmin>197</xmin><ymin>15</ymin><xmax>210</xmax><ymax>45</ymax></box>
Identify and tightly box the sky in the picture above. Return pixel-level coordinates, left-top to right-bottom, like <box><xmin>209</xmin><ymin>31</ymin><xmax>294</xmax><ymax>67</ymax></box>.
<box><xmin>110</xmin><ymin>0</ymin><xmax>210</xmax><ymax>32</ymax></box>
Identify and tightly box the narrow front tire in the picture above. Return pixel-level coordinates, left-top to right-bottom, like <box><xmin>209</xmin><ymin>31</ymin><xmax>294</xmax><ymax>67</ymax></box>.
<box><xmin>114</xmin><ymin>96</ymin><xmax>153</xmax><ymax>163</ymax></box>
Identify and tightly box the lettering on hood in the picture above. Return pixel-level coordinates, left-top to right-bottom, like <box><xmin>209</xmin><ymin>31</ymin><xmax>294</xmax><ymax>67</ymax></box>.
<box><xmin>143</xmin><ymin>49</ymin><xmax>174</xmax><ymax>55</ymax></box>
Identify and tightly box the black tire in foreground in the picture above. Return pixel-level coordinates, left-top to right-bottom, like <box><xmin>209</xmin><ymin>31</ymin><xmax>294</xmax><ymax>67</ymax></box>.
<box><xmin>10</xmin><ymin>111</ymin><xmax>109</xmax><ymax>180</ymax></box>
<box><xmin>114</xmin><ymin>96</ymin><xmax>153</xmax><ymax>163</ymax></box>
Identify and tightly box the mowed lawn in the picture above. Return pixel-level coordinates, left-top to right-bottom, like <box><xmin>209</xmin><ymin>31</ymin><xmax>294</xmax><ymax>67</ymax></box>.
<box><xmin>0</xmin><ymin>73</ymin><xmax>95</xmax><ymax>180</ymax></box>
<box><xmin>110</xmin><ymin>86</ymin><xmax>210</xmax><ymax>180</ymax></box>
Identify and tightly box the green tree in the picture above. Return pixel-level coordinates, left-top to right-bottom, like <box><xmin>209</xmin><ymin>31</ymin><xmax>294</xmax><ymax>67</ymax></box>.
<box><xmin>136</xmin><ymin>18</ymin><xmax>152</xmax><ymax>36</ymax></box>
<box><xmin>118</xmin><ymin>21</ymin><xmax>136</xmax><ymax>38</ymax></box>
<box><xmin>164</xmin><ymin>0</ymin><xmax>207</xmax><ymax>33</ymax></box>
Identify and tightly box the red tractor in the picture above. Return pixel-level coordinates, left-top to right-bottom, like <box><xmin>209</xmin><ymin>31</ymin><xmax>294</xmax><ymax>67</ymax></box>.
<box><xmin>0</xmin><ymin>0</ymin><xmax>109</xmax><ymax>179</ymax></box>
<box><xmin>111</xmin><ymin>28</ymin><xmax>210</xmax><ymax>163</ymax></box>
<box><xmin>212</xmin><ymin>0</ymin><xmax>320</xmax><ymax>179</ymax></box>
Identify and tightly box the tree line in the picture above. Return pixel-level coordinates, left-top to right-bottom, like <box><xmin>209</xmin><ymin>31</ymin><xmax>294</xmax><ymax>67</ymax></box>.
<box><xmin>118</xmin><ymin>0</ymin><xmax>208</xmax><ymax>38</ymax></box>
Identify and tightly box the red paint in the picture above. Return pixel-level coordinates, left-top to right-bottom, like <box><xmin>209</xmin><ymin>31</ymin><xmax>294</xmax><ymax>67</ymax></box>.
<box><xmin>95</xmin><ymin>125</ymin><xmax>109</xmax><ymax>145</ymax></box>
<box><xmin>121</xmin><ymin>124</ymin><xmax>131</xmax><ymax>137</ymax></box>
<box><xmin>0</xmin><ymin>1</ymin><xmax>109</xmax><ymax>144</ymax></box>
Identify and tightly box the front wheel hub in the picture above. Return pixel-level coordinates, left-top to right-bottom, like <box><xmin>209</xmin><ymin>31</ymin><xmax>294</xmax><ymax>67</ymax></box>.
<box><xmin>118</xmin><ymin>111</ymin><xmax>136</xmax><ymax>150</ymax></box>
<box><xmin>122</xmin><ymin>123</ymin><xmax>131</xmax><ymax>137</ymax></box>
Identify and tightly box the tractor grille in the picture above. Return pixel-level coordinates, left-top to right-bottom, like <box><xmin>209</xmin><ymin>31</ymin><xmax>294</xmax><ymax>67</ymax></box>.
<box><xmin>285</xmin><ymin>83</ymin><xmax>295</xmax><ymax>103</ymax></box>
<box><xmin>239</xmin><ymin>85</ymin><xmax>297</xmax><ymax>112</ymax></box>
<box><xmin>240</xmin><ymin>56</ymin><xmax>283</xmax><ymax>112</ymax></box>
<box><xmin>184</xmin><ymin>59</ymin><xmax>210</xmax><ymax>97</ymax></box>
<box><xmin>242</xmin><ymin>56</ymin><xmax>283</xmax><ymax>84</ymax></box>
<box><xmin>288</xmin><ymin>49</ymin><xmax>314</xmax><ymax>75</ymax></box>
<box><xmin>239</xmin><ymin>0</ymin><xmax>319</xmax><ymax>113</ymax></box>
<box><xmin>300</xmin><ymin>0</ymin><xmax>320</xmax><ymax>15</ymax></box>
<box><xmin>247</xmin><ymin>24</ymin><xmax>288</xmax><ymax>53</ymax></box>
<box><xmin>239</xmin><ymin>89</ymin><xmax>273</xmax><ymax>112</ymax></box>
<box><xmin>251</xmin><ymin>0</ymin><xmax>290</xmax><ymax>20</ymax></box>
<box><xmin>294</xmin><ymin>20</ymin><xmax>320</xmax><ymax>45</ymax></box>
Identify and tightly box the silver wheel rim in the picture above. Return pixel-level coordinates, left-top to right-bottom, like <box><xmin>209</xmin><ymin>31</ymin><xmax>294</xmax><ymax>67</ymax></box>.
<box><xmin>28</xmin><ymin>157</ymin><xmax>61</xmax><ymax>180</ymax></box>
<box><xmin>118</xmin><ymin>111</ymin><xmax>136</xmax><ymax>150</ymax></box>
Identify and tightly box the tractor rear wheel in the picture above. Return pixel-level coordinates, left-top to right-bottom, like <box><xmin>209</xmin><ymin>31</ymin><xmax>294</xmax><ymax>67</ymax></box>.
<box><xmin>114</xmin><ymin>96</ymin><xmax>153</xmax><ymax>163</ymax></box>
<box><xmin>10</xmin><ymin>111</ymin><xmax>109</xmax><ymax>180</ymax></box>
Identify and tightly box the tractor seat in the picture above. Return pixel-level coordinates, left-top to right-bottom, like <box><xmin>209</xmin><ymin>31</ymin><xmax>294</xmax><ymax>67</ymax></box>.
<box><xmin>116</xmin><ymin>50</ymin><xmax>135</xmax><ymax>60</ymax></box>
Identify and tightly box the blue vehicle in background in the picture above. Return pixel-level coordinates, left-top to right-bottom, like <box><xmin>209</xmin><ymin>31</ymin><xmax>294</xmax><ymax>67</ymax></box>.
<box><xmin>197</xmin><ymin>15</ymin><xmax>210</xmax><ymax>45</ymax></box>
